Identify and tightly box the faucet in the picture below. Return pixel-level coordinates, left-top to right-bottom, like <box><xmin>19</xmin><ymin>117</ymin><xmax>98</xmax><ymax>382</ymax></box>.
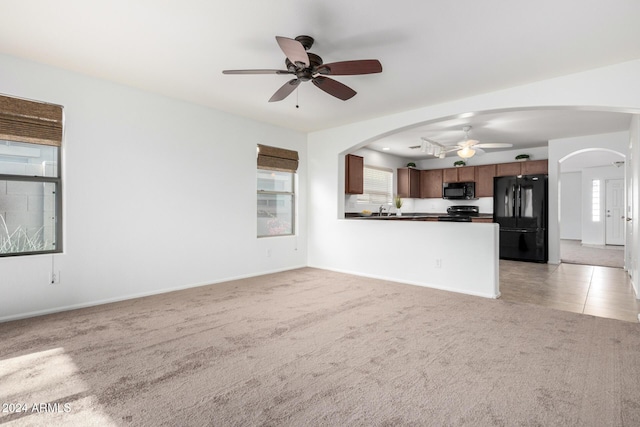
<box><xmin>379</xmin><ymin>205</ymin><xmax>386</xmax><ymax>216</ymax></box>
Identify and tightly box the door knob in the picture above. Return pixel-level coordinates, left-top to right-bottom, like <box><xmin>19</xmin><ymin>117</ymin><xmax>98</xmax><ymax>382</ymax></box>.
<box><xmin>627</xmin><ymin>217</ymin><xmax>633</xmax><ymax>222</ymax></box>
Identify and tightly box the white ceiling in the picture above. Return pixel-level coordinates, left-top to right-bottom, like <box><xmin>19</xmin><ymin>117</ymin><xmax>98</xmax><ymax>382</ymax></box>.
<box><xmin>1</xmin><ymin>0</ymin><xmax>639</xmax><ymax>167</ymax></box>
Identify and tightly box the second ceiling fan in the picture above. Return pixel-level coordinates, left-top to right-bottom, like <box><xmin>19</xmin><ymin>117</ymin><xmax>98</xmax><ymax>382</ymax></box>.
<box><xmin>420</xmin><ymin>126</ymin><xmax>513</xmax><ymax>159</ymax></box>
<box><xmin>222</xmin><ymin>35</ymin><xmax>382</xmax><ymax>102</ymax></box>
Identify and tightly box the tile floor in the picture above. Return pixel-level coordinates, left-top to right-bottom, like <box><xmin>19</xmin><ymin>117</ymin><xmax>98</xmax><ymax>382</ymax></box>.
<box><xmin>499</xmin><ymin>260</ymin><xmax>640</xmax><ymax>323</ymax></box>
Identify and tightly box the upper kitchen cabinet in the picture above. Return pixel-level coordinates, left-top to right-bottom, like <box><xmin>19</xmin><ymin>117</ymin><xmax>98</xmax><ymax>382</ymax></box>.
<box><xmin>397</xmin><ymin>167</ymin><xmax>420</xmax><ymax>198</ymax></box>
<box><xmin>496</xmin><ymin>159</ymin><xmax>548</xmax><ymax>176</ymax></box>
<box><xmin>521</xmin><ymin>159</ymin><xmax>548</xmax><ymax>175</ymax></box>
<box><xmin>495</xmin><ymin>162</ymin><xmax>522</xmax><ymax>177</ymax></box>
<box><xmin>345</xmin><ymin>154</ymin><xmax>363</xmax><ymax>194</ymax></box>
<box><xmin>443</xmin><ymin>166</ymin><xmax>476</xmax><ymax>183</ymax></box>
<box><xmin>475</xmin><ymin>164</ymin><xmax>496</xmax><ymax>197</ymax></box>
<box><xmin>420</xmin><ymin>169</ymin><xmax>442</xmax><ymax>198</ymax></box>
<box><xmin>458</xmin><ymin>166</ymin><xmax>476</xmax><ymax>182</ymax></box>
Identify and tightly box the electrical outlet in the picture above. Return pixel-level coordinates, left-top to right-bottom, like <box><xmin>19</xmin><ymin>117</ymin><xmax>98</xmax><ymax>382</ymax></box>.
<box><xmin>49</xmin><ymin>271</ymin><xmax>60</xmax><ymax>285</ymax></box>
<box><xmin>435</xmin><ymin>258</ymin><xmax>442</xmax><ymax>268</ymax></box>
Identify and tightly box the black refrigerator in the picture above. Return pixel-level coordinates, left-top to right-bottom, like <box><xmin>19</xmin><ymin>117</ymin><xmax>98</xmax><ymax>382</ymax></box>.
<box><xmin>493</xmin><ymin>174</ymin><xmax>548</xmax><ymax>263</ymax></box>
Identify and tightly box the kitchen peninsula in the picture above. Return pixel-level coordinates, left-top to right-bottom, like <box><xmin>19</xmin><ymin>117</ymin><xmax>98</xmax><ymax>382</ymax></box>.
<box><xmin>345</xmin><ymin>212</ymin><xmax>494</xmax><ymax>222</ymax></box>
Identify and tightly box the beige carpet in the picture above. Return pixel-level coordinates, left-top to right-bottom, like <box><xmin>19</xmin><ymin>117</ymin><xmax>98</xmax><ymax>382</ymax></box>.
<box><xmin>1</xmin><ymin>268</ymin><xmax>640</xmax><ymax>426</ymax></box>
<box><xmin>561</xmin><ymin>239</ymin><xmax>625</xmax><ymax>268</ymax></box>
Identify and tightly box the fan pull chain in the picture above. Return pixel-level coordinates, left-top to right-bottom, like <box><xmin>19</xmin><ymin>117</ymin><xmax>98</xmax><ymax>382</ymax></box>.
<box><xmin>296</xmin><ymin>87</ymin><xmax>299</xmax><ymax>109</ymax></box>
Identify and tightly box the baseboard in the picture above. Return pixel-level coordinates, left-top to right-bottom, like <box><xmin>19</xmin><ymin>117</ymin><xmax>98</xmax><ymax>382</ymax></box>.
<box><xmin>308</xmin><ymin>264</ymin><xmax>500</xmax><ymax>299</ymax></box>
<box><xmin>0</xmin><ymin>264</ymin><xmax>307</xmax><ymax>323</ymax></box>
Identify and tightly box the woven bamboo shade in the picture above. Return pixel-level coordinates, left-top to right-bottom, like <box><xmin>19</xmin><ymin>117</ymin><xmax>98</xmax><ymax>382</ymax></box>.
<box><xmin>0</xmin><ymin>94</ymin><xmax>63</xmax><ymax>147</ymax></box>
<box><xmin>257</xmin><ymin>144</ymin><xmax>299</xmax><ymax>172</ymax></box>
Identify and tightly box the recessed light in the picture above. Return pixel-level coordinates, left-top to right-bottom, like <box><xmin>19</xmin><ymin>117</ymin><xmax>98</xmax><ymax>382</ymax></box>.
<box><xmin>382</xmin><ymin>147</ymin><xmax>390</xmax><ymax>151</ymax></box>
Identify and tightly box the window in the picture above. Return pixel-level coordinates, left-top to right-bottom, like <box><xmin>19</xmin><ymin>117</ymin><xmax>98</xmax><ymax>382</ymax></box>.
<box><xmin>592</xmin><ymin>179</ymin><xmax>600</xmax><ymax>222</ymax></box>
<box><xmin>0</xmin><ymin>95</ymin><xmax>63</xmax><ymax>256</ymax></box>
<box><xmin>357</xmin><ymin>165</ymin><xmax>393</xmax><ymax>205</ymax></box>
<box><xmin>256</xmin><ymin>144</ymin><xmax>298</xmax><ymax>237</ymax></box>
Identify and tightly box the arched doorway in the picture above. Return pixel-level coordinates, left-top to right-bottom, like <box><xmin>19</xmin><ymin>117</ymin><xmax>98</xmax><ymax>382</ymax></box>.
<box><xmin>558</xmin><ymin>148</ymin><xmax>626</xmax><ymax>268</ymax></box>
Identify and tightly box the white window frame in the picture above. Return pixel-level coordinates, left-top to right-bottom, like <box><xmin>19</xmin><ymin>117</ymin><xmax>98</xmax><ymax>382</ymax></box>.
<box><xmin>257</xmin><ymin>169</ymin><xmax>296</xmax><ymax>238</ymax></box>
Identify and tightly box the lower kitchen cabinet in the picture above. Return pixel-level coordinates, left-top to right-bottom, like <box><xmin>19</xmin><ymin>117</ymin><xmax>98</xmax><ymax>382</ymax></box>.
<box><xmin>471</xmin><ymin>217</ymin><xmax>494</xmax><ymax>223</ymax></box>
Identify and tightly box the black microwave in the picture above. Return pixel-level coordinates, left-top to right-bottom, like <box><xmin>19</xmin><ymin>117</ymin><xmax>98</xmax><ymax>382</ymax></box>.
<box><xmin>443</xmin><ymin>182</ymin><xmax>476</xmax><ymax>200</ymax></box>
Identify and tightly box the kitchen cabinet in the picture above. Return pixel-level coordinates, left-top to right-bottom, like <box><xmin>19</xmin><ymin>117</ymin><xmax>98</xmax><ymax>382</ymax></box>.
<box><xmin>472</xmin><ymin>217</ymin><xmax>494</xmax><ymax>223</ymax></box>
<box><xmin>397</xmin><ymin>167</ymin><xmax>421</xmax><ymax>198</ymax></box>
<box><xmin>458</xmin><ymin>166</ymin><xmax>476</xmax><ymax>182</ymax></box>
<box><xmin>345</xmin><ymin>154</ymin><xmax>363</xmax><ymax>194</ymax></box>
<box><xmin>521</xmin><ymin>159</ymin><xmax>548</xmax><ymax>175</ymax></box>
<box><xmin>496</xmin><ymin>160</ymin><xmax>548</xmax><ymax>177</ymax></box>
<box><xmin>495</xmin><ymin>162</ymin><xmax>522</xmax><ymax>177</ymax></box>
<box><xmin>442</xmin><ymin>168</ymin><xmax>458</xmax><ymax>183</ymax></box>
<box><xmin>420</xmin><ymin>169</ymin><xmax>442</xmax><ymax>198</ymax></box>
<box><xmin>475</xmin><ymin>164</ymin><xmax>496</xmax><ymax>198</ymax></box>
<box><xmin>443</xmin><ymin>166</ymin><xmax>476</xmax><ymax>183</ymax></box>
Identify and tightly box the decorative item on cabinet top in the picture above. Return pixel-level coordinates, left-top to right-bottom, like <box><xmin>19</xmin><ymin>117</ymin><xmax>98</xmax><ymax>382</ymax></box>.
<box><xmin>453</xmin><ymin>160</ymin><xmax>466</xmax><ymax>167</ymax></box>
<box><xmin>515</xmin><ymin>154</ymin><xmax>530</xmax><ymax>162</ymax></box>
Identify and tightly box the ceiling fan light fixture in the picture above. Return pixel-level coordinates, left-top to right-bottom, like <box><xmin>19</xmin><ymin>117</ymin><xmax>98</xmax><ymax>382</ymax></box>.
<box><xmin>457</xmin><ymin>146</ymin><xmax>475</xmax><ymax>159</ymax></box>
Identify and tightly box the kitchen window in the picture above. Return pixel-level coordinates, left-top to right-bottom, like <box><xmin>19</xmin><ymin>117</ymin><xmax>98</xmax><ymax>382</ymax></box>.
<box><xmin>357</xmin><ymin>165</ymin><xmax>393</xmax><ymax>205</ymax></box>
<box><xmin>0</xmin><ymin>95</ymin><xmax>63</xmax><ymax>257</ymax></box>
<box><xmin>257</xmin><ymin>144</ymin><xmax>298</xmax><ymax>237</ymax></box>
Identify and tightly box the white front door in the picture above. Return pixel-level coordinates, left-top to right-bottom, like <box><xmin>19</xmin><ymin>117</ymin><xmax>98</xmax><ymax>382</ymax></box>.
<box><xmin>605</xmin><ymin>179</ymin><xmax>625</xmax><ymax>245</ymax></box>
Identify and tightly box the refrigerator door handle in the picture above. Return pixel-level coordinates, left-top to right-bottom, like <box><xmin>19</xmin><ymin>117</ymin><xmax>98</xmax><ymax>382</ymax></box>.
<box><xmin>516</xmin><ymin>184</ymin><xmax>522</xmax><ymax>219</ymax></box>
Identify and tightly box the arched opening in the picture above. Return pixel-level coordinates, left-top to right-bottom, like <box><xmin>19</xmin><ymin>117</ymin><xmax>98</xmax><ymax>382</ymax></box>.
<box><xmin>558</xmin><ymin>148</ymin><xmax>626</xmax><ymax>268</ymax></box>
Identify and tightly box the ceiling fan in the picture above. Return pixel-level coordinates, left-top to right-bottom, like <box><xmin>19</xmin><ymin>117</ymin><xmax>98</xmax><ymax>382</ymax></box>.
<box><xmin>222</xmin><ymin>35</ymin><xmax>382</xmax><ymax>102</ymax></box>
<box><xmin>416</xmin><ymin>126</ymin><xmax>513</xmax><ymax>159</ymax></box>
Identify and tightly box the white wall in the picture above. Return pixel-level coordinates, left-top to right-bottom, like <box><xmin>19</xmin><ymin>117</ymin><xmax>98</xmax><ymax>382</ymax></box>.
<box><xmin>560</xmin><ymin>172</ymin><xmax>582</xmax><ymax>240</ymax></box>
<box><xmin>0</xmin><ymin>54</ymin><xmax>307</xmax><ymax>321</ymax></box>
<box><xmin>308</xmin><ymin>59</ymin><xmax>640</xmax><ymax>298</ymax></box>
<box><xmin>581</xmin><ymin>166</ymin><xmax>625</xmax><ymax>245</ymax></box>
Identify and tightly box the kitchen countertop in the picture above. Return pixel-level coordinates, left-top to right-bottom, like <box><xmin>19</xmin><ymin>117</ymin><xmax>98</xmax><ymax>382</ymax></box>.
<box><xmin>345</xmin><ymin>212</ymin><xmax>494</xmax><ymax>221</ymax></box>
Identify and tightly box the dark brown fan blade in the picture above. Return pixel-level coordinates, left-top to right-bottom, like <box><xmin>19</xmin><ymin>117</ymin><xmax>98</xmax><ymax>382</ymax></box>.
<box><xmin>269</xmin><ymin>79</ymin><xmax>301</xmax><ymax>102</ymax></box>
<box><xmin>312</xmin><ymin>76</ymin><xmax>356</xmax><ymax>101</ymax></box>
<box><xmin>222</xmin><ymin>69</ymin><xmax>291</xmax><ymax>75</ymax></box>
<box><xmin>315</xmin><ymin>59</ymin><xmax>382</xmax><ymax>75</ymax></box>
<box><xmin>276</xmin><ymin>36</ymin><xmax>309</xmax><ymax>68</ymax></box>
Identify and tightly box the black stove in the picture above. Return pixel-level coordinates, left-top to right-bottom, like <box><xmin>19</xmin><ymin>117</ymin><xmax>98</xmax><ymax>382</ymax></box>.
<box><xmin>437</xmin><ymin>205</ymin><xmax>479</xmax><ymax>222</ymax></box>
